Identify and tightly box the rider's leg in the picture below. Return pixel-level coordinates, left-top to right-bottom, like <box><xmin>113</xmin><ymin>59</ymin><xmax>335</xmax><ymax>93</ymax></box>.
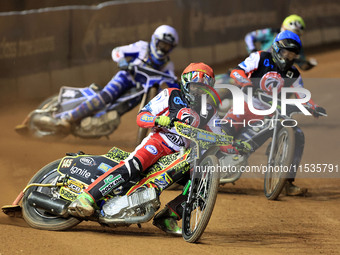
<box><xmin>67</xmin><ymin>158</ymin><xmax>141</xmax><ymax>217</ymax></box>
<box><xmin>285</xmin><ymin>128</ymin><xmax>307</xmax><ymax>196</ymax></box>
<box><xmin>152</xmin><ymin>172</ymin><xmax>190</xmax><ymax>236</ymax></box>
<box><xmin>59</xmin><ymin>71</ymin><xmax>133</xmax><ymax>124</ymax></box>
<box><xmin>153</xmin><ymin>189</ymin><xmax>187</xmax><ymax>236</ymax></box>
<box><xmin>68</xmin><ymin>132</ymin><xmax>174</xmax><ymax>217</ymax></box>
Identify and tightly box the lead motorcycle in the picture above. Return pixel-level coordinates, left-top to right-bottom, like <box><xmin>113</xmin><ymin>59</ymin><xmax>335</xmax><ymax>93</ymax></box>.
<box><xmin>15</xmin><ymin>64</ymin><xmax>177</xmax><ymax>144</ymax></box>
<box><xmin>2</xmin><ymin>121</ymin><xmax>251</xmax><ymax>243</ymax></box>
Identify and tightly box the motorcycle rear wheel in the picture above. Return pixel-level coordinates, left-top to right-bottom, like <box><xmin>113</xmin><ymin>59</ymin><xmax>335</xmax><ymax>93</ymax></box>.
<box><xmin>182</xmin><ymin>155</ymin><xmax>220</xmax><ymax>243</ymax></box>
<box><xmin>264</xmin><ymin>127</ymin><xmax>295</xmax><ymax>200</ymax></box>
<box><xmin>28</xmin><ymin>95</ymin><xmax>68</xmax><ymax>139</ymax></box>
<box><xmin>22</xmin><ymin>159</ymin><xmax>81</xmax><ymax>230</ymax></box>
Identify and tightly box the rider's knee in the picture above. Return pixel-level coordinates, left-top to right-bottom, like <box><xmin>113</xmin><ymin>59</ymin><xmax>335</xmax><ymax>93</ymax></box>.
<box><xmin>125</xmin><ymin>156</ymin><xmax>143</xmax><ymax>182</ymax></box>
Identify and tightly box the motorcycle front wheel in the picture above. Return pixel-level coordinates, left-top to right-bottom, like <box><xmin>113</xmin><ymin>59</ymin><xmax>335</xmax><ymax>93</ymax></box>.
<box><xmin>22</xmin><ymin>159</ymin><xmax>81</xmax><ymax>230</ymax></box>
<box><xmin>182</xmin><ymin>155</ymin><xmax>220</xmax><ymax>243</ymax></box>
<box><xmin>264</xmin><ymin>127</ymin><xmax>296</xmax><ymax>200</ymax></box>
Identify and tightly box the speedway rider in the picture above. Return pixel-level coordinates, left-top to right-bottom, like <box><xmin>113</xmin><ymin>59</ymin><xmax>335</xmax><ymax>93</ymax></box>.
<box><xmin>68</xmin><ymin>63</ymin><xmax>244</xmax><ymax>235</ymax></box>
<box><xmin>56</xmin><ymin>25</ymin><xmax>179</xmax><ymax>127</ymax></box>
<box><xmin>222</xmin><ymin>30</ymin><xmax>326</xmax><ymax>196</ymax></box>
<box><xmin>244</xmin><ymin>14</ymin><xmax>317</xmax><ymax>71</ymax></box>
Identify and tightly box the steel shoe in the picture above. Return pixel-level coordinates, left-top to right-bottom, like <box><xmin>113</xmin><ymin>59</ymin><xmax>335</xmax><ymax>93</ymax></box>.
<box><xmin>153</xmin><ymin>217</ymin><xmax>182</xmax><ymax>236</ymax></box>
<box><xmin>68</xmin><ymin>193</ymin><xmax>95</xmax><ymax>217</ymax></box>
<box><xmin>153</xmin><ymin>207</ymin><xmax>182</xmax><ymax>236</ymax></box>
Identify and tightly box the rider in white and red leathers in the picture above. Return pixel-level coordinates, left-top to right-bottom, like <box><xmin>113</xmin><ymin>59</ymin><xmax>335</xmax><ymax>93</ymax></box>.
<box><xmin>59</xmin><ymin>25</ymin><xmax>179</xmax><ymax>123</ymax></box>
<box><xmin>67</xmin><ymin>63</ymin><xmax>227</xmax><ymax>235</ymax></box>
<box><xmin>224</xmin><ymin>30</ymin><xmax>326</xmax><ymax>195</ymax></box>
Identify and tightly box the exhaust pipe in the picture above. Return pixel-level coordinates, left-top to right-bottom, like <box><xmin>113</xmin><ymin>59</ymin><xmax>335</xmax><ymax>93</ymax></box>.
<box><xmin>27</xmin><ymin>191</ymin><xmax>70</xmax><ymax>217</ymax></box>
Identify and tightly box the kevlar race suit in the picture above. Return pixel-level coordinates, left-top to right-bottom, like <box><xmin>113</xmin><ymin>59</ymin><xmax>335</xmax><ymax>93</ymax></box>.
<box><xmin>83</xmin><ymin>87</ymin><xmax>223</xmax><ymax>215</ymax></box>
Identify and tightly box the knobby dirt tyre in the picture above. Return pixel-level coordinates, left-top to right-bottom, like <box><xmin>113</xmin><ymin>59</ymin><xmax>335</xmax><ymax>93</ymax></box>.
<box><xmin>182</xmin><ymin>155</ymin><xmax>220</xmax><ymax>243</ymax></box>
<box><xmin>264</xmin><ymin>127</ymin><xmax>296</xmax><ymax>200</ymax></box>
<box><xmin>28</xmin><ymin>95</ymin><xmax>68</xmax><ymax>139</ymax></box>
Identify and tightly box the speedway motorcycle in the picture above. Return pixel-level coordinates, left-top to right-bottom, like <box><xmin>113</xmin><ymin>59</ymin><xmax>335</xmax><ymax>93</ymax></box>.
<box><xmin>2</xmin><ymin>121</ymin><xmax>250</xmax><ymax>243</ymax></box>
<box><xmin>15</xmin><ymin>64</ymin><xmax>177</xmax><ymax>143</ymax></box>
<box><xmin>218</xmin><ymin>89</ymin><xmax>327</xmax><ymax>200</ymax></box>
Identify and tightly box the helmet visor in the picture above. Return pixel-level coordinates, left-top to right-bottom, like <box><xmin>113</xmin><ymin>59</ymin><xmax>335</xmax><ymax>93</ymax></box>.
<box><xmin>279</xmin><ymin>48</ymin><xmax>299</xmax><ymax>61</ymax></box>
<box><xmin>156</xmin><ymin>40</ymin><xmax>174</xmax><ymax>55</ymax></box>
<box><xmin>184</xmin><ymin>82</ymin><xmax>210</xmax><ymax>104</ymax></box>
<box><xmin>186</xmin><ymin>82</ymin><xmax>209</xmax><ymax>94</ymax></box>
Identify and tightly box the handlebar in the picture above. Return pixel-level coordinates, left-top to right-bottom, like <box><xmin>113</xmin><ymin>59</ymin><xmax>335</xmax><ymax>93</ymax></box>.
<box><xmin>126</xmin><ymin>63</ymin><xmax>178</xmax><ymax>91</ymax></box>
<box><xmin>133</xmin><ymin>65</ymin><xmax>176</xmax><ymax>80</ymax></box>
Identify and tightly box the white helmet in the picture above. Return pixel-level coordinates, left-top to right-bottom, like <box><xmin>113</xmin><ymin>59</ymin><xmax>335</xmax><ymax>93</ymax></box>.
<box><xmin>150</xmin><ymin>25</ymin><xmax>178</xmax><ymax>62</ymax></box>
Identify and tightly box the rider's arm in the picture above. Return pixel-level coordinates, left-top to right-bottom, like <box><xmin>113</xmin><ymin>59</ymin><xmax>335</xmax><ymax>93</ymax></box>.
<box><xmin>294</xmin><ymin>47</ymin><xmax>318</xmax><ymax>71</ymax></box>
<box><xmin>136</xmin><ymin>112</ymin><xmax>158</xmax><ymax>128</ymax></box>
<box><xmin>291</xmin><ymin>75</ymin><xmax>317</xmax><ymax>109</ymax></box>
<box><xmin>229</xmin><ymin>51</ymin><xmax>262</xmax><ymax>88</ymax></box>
<box><xmin>229</xmin><ymin>67</ymin><xmax>252</xmax><ymax>88</ymax></box>
<box><xmin>111</xmin><ymin>40</ymin><xmax>148</xmax><ymax>65</ymax></box>
<box><xmin>244</xmin><ymin>28</ymin><xmax>276</xmax><ymax>53</ymax></box>
<box><xmin>291</xmin><ymin>76</ymin><xmax>327</xmax><ymax>117</ymax></box>
<box><xmin>136</xmin><ymin>88</ymin><xmax>174</xmax><ymax>128</ymax></box>
<box><xmin>244</xmin><ymin>30</ymin><xmax>259</xmax><ymax>53</ymax></box>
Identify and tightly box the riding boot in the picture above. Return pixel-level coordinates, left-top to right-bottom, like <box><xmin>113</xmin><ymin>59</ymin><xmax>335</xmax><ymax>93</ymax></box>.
<box><xmin>153</xmin><ymin>207</ymin><xmax>182</xmax><ymax>236</ymax></box>
<box><xmin>285</xmin><ymin>181</ymin><xmax>308</xmax><ymax>196</ymax></box>
<box><xmin>153</xmin><ymin>193</ymin><xmax>186</xmax><ymax>236</ymax></box>
<box><xmin>68</xmin><ymin>192</ymin><xmax>95</xmax><ymax>217</ymax></box>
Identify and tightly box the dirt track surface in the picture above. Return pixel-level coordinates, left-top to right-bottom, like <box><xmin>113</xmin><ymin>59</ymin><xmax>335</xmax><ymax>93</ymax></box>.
<box><xmin>1</xmin><ymin>49</ymin><xmax>340</xmax><ymax>255</ymax></box>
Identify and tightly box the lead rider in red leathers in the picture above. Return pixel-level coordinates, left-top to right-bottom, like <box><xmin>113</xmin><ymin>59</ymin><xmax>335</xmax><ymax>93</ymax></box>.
<box><xmin>67</xmin><ymin>63</ymin><xmax>227</xmax><ymax>234</ymax></box>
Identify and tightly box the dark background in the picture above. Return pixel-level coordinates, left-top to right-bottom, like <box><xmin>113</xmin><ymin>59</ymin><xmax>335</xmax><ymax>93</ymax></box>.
<box><xmin>0</xmin><ymin>0</ymin><xmax>339</xmax><ymax>101</ymax></box>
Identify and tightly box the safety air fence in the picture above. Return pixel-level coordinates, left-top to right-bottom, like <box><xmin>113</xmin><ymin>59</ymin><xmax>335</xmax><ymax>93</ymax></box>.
<box><xmin>0</xmin><ymin>0</ymin><xmax>339</xmax><ymax>101</ymax></box>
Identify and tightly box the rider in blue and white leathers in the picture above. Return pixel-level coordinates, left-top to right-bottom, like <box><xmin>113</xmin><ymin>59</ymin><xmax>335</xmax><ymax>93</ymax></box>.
<box><xmin>59</xmin><ymin>25</ymin><xmax>179</xmax><ymax>124</ymax></box>
<box><xmin>225</xmin><ymin>31</ymin><xmax>326</xmax><ymax>196</ymax></box>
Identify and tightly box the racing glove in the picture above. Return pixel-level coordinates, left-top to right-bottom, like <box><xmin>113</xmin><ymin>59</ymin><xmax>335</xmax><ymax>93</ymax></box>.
<box><xmin>312</xmin><ymin>106</ymin><xmax>327</xmax><ymax>118</ymax></box>
<box><xmin>301</xmin><ymin>58</ymin><xmax>318</xmax><ymax>71</ymax></box>
<box><xmin>155</xmin><ymin>116</ymin><xmax>171</xmax><ymax>127</ymax></box>
<box><xmin>117</xmin><ymin>58</ymin><xmax>129</xmax><ymax>70</ymax></box>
